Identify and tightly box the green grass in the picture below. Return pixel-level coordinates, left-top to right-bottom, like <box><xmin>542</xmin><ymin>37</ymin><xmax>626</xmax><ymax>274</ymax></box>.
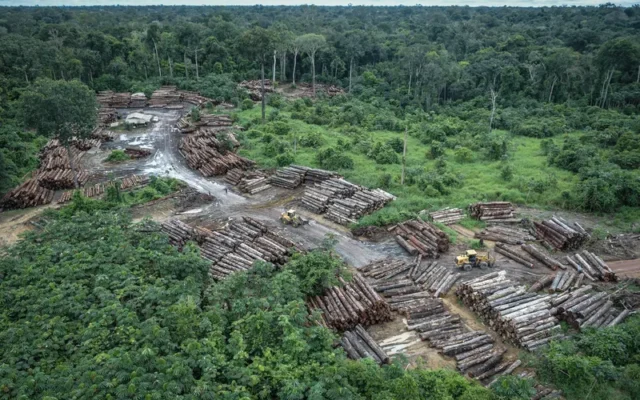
<box><xmin>227</xmin><ymin>105</ymin><xmax>585</xmax><ymax>228</ymax></box>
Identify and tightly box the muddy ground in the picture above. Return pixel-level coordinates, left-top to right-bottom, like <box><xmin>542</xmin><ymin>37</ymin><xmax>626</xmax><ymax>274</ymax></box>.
<box><xmin>2</xmin><ymin>104</ymin><xmax>639</xmax><ymax>369</ymax></box>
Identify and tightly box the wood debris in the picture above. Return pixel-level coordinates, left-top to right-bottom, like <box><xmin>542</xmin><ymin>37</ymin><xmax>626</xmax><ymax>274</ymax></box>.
<box><xmin>308</xmin><ymin>273</ymin><xmax>392</xmax><ymax>331</ymax></box>
<box><xmin>456</xmin><ymin>271</ymin><xmax>564</xmax><ymax>351</ymax></box>
<box><xmin>393</xmin><ymin>219</ymin><xmax>450</xmax><ymax>258</ymax></box>
<box><xmin>428</xmin><ymin>208</ymin><xmax>464</xmax><ymax>225</ymax></box>
<box><xmin>225</xmin><ymin>169</ymin><xmax>271</xmax><ymax>194</ymax></box>
<box><xmin>178</xmin><ymin>113</ymin><xmax>233</xmax><ymax>133</ymax></box>
<box><xmin>340</xmin><ymin>325</ymin><xmax>389</xmax><ymax>365</ymax></box>
<box><xmin>58</xmin><ymin>174</ymin><xmax>151</xmax><ymax>203</ymax></box>
<box><xmin>533</xmin><ymin>216</ymin><xmax>590</xmax><ymax>251</ymax></box>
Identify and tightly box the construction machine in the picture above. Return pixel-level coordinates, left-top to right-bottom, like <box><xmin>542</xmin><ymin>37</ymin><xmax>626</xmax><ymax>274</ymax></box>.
<box><xmin>456</xmin><ymin>249</ymin><xmax>496</xmax><ymax>271</ymax></box>
<box><xmin>280</xmin><ymin>209</ymin><xmax>308</xmax><ymax>227</ymax></box>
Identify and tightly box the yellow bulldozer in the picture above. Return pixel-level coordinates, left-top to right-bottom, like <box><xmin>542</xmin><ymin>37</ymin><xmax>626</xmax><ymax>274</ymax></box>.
<box><xmin>280</xmin><ymin>209</ymin><xmax>309</xmax><ymax>227</ymax></box>
<box><xmin>456</xmin><ymin>249</ymin><xmax>496</xmax><ymax>271</ymax></box>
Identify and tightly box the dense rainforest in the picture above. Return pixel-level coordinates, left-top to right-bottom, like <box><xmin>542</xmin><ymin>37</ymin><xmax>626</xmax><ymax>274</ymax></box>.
<box><xmin>0</xmin><ymin>4</ymin><xmax>639</xmax><ymax>223</ymax></box>
<box><xmin>1</xmin><ymin>5</ymin><xmax>640</xmax><ymax>400</ymax></box>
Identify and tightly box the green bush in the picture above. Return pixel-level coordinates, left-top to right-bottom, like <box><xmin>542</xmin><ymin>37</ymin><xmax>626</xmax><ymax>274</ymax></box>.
<box><xmin>316</xmin><ymin>147</ymin><xmax>355</xmax><ymax>170</ymax></box>
<box><xmin>299</xmin><ymin>132</ymin><xmax>325</xmax><ymax>148</ymax></box>
<box><xmin>242</xmin><ymin>98</ymin><xmax>254</xmax><ymax>110</ymax></box>
<box><xmin>387</xmin><ymin>137</ymin><xmax>404</xmax><ymax>153</ymax></box>
<box><xmin>368</xmin><ymin>142</ymin><xmax>399</xmax><ymax>164</ymax></box>
<box><xmin>454</xmin><ymin>146</ymin><xmax>473</xmax><ymax>163</ymax></box>
<box><xmin>276</xmin><ymin>151</ymin><xmax>295</xmax><ymax>167</ymax></box>
<box><xmin>429</xmin><ymin>141</ymin><xmax>445</xmax><ymax>159</ymax></box>
<box><xmin>105</xmin><ymin>150</ymin><xmax>130</xmax><ymax>162</ymax></box>
<box><xmin>284</xmin><ymin>250</ymin><xmax>351</xmax><ymax>296</ymax></box>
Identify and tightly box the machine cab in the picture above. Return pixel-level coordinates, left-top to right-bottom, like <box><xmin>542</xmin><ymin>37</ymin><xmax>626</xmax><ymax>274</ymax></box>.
<box><xmin>465</xmin><ymin>249</ymin><xmax>477</xmax><ymax>263</ymax></box>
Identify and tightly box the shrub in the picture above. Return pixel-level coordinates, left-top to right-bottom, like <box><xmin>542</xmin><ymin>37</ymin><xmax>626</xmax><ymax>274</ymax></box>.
<box><xmin>386</xmin><ymin>137</ymin><xmax>404</xmax><ymax>153</ymax></box>
<box><xmin>275</xmin><ymin>151</ymin><xmax>295</xmax><ymax>167</ymax></box>
<box><xmin>500</xmin><ymin>163</ymin><xmax>514</xmax><ymax>181</ymax></box>
<box><xmin>284</xmin><ymin>250</ymin><xmax>351</xmax><ymax>296</ymax></box>
<box><xmin>429</xmin><ymin>141</ymin><xmax>445</xmax><ymax>159</ymax></box>
<box><xmin>299</xmin><ymin>132</ymin><xmax>325</xmax><ymax>148</ymax></box>
<box><xmin>105</xmin><ymin>150</ymin><xmax>130</xmax><ymax>163</ymax></box>
<box><xmin>315</xmin><ymin>147</ymin><xmax>354</xmax><ymax>170</ymax></box>
<box><xmin>190</xmin><ymin>107</ymin><xmax>201</xmax><ymax>122</ymax></box>
<box><xmin>242</xmin><ymin>99</ymin><xmax>254</xmax><ymax>110</ymax></box>
<box><xmin>266</xmin><ymin>120</ymin><xmax>290</xmax><ymax>136</ymax></box>
<box><xmin>490</xmin><ymin>376</ymin><xmax>536</xmax><ymax>400</ymax></box>
<box><xmin>368</xmin><ymin>142</ymin><xmax>399</xmax><ymax>164</ymax></box>
<box><xmin>378</xmin><ymin>173</ymin><xmax>393</xmax><ymax>188</ymax></box>
<box><xmin>454</xmin><ymin>146</ymin><xmax>473</xmax><ymax>163</ymax></box>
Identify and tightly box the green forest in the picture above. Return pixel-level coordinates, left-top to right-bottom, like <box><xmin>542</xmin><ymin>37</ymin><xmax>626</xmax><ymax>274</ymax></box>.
<box><xmin>1</xmin><ymin>4</ymin><xmax>640</xmax><ymax>400</ymax></box>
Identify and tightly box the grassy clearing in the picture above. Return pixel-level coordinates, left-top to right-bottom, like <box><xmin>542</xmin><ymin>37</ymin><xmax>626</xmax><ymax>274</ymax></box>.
<box><xmin>230</xmin><ymin>104</ymin><xmax>585</xmax><ymax>228</ymax></box>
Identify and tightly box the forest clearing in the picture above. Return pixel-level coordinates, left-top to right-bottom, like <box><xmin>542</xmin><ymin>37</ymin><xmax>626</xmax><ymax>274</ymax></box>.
<box><xmin>1</xmin><ymin>4</ymin><xmax>640</xmax><ymax>400</ymax></box>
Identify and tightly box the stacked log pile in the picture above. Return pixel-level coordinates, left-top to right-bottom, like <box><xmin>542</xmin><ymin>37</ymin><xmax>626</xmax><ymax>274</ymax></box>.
<box><xmin>58</xmin><ymin>183</ymin><xmax>105</xmax><ymax>203</ymax></box>
<box><xmin>295</xmin><ymin>83</ymin><xmax>345</xmax><ymax>98</ymax></box>
<box><xmin>97</xmin><ymin>91</ymin><xmax>133</xmax><ymax>108</ymax></box>
<box><xmin>565</xmin><ymin>250</ymin><xmax>617</xmax><ymax>282</ymax></box>
<box><xmin>269</xmin><ymin>166</ymin><xmax>307</xmax><ymax>189</ymax></box>
<box><xmin>119</xmin><ymin>174</ymin><xmax>150</xmax><ymax>190</ymax></box>
<box><xmin>225</xmin><ymin>169</ymin><xmax>272</xmax><ymax>194</ymax></box>
<box><xmin>239</xmin><ymin>80</ymin><xmax>274</xmax><ymax>100</ymax></box>
<box><xmin>269</xmin><ymin>165</ymin><xmax>339</xmax><ymax>189</ymax></box>
<box><xmin>0</xmin><ymin>178</ymin><xmax>54</xmax><ymax>210</ymax></box>
<box><xmin>533</xmin><ymin>216</ymin><xmax>590</xmax><ymax>251</ymax></box>
<box><xmin>325</xmin><ymin>188</ymin><xmax>396</xmax><ymax>225</ymax></box>
<box><xmin>98</xmin><ymin>107</ymin><xmax>117</xmax><ymax>125</ymax></box>
<box><xmin>300</xmin><ymin>178</ymin><xmax>360</xmax><ymax>213</ymax></box>
<box><xmin>91</xmin><ymin>127</ymin><xmax>115</xmax><ymax>142</ymax></box>
<box><xmin>361</xmin><ymin>258</ymin><xmax>459</xmax><ymax>300</ymax></box>
<box><xmin>475</xmin><ymin>226</ymin><xmax>535</xmax><ymax>245</ymax></box>
<box><xmin>124</xmin><ymin>147</ymin><xmax>152</xmax><ymax>159</ymax></box>
<box><xmin>178</xmin><ymin>114</ymin><xmax>233</xmax><ymax>133</ymax></box>
<box><xmin>340</xmin><ymin>325</ymin><xmax>389</xmax><ymax>365</ymax></box>
<box><xmin>149</xmin><ymin>86</ymin><xmax>182</xmax><ymax>107</ymax></box>
<box><xmin>130</xmin><ymin>92</ymin><xmax>148</xmax><ymax>108</ymax></box>
<box><xmin>393</xmin><ymin>219</ymin><xmax>450</xmax><ymax>257</ymax></box>
<box><xmin>37</xmin><ymin>169</ymin><xmax>90</xmax><ymax>190</ymax></box>
<box><xmin>469</xmin><ymin>202</ymin><xmax>517</xmax><ymax>222</ymax></box>
<box><xmin>177</xmin><ymin>90</ymin><xmax>213</xmax><ymax>107</ymax></box>
<box><xmin>551</xmin><ymin>286</ymin><xmax>630</xmax><ymax>330</ymax></box>
<box><xmin>429</xmin><ymin>208</ymin><xmax>464</xmax><ymax>225</ymax></box>
<box><xmin>179</xmin><ymin>129</ymin><xmax>254</xmax><ymax>176</ymax></box>
<box><xmin>160</xmin><ymin>219</ymin><xmax>195</xmax><ymax>248</ymax></box>
<box><xmin>308</xmin><ymin>273</ymin><xmax>392</xmax><ymax>330</ymax></box>
<box><xmin>456</xmin><ymin>272</ymin><xmax>563</xmax><ymax>350</ymax></box>
<box><xmin>546</xmin><ymin>271</ymin><xmax>584</xmax><ymax>292</ymax></box>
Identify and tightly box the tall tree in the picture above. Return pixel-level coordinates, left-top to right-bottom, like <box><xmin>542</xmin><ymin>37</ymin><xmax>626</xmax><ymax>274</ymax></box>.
<box><xmin>19</xmin><ymin>79</ymin><xmax>97</xmax><ymax>188</ymax></box>
<box><xmin>297</xmin><ymin>34</ymin><xmax>326</xmax><ymax>97</ymax></box>
<box><xmin>239</xmin><ymin>27</ymin><xmax>275</xmax><ymax>122</ymax></box>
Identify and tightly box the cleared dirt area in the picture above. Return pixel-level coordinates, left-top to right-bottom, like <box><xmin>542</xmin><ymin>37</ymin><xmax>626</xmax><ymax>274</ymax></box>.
<box><xmin>608</xmin><ymin>258</ymin><xmax>640</xmax><ymax>279</ymax></box>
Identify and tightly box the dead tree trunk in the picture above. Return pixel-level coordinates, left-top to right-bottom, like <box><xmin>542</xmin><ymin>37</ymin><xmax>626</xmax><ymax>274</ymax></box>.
<box><xmin>261</xmin><ymin>62</ymin><xmax>266</xmax><ymax>123</ymax></box>
<box><xmin>292</xmin><ymin>49</ymin><xmax>298</xmax><ymax>85</ymax></box>
<box><xmin>401</xmin><ymin>125</ymin><xmax>407</xmax><ymax>186</ymax></box>
<box><xmin>489</xmin><ymin>87</ymin><xmax>498</xmax><ymax>134</ymax></box>
<box><xmin>349</xmin><ymin>57</ymin><xmax>353</xmax><ymax>93</ymax></box>
<box><xmin>152</xmin><ymin>39</ymin><xmax>162</xmax><ymax>78</ymax></box>
<box><xmin>272</xmin><ymin>50</ymin><xmax>277</xmax><ymax>84</ymax></box>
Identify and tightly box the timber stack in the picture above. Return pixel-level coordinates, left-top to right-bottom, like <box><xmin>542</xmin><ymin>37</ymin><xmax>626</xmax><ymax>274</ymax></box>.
<box><xmin>225</xmin><ymin>169</ymin><xmax>272</xmax><ymax>194</ymax></box>
<box><xmin>98</xmin><ymin>107</ymin><xmax>117</xmax><ymax>125</ymax></box>
<box><xmin>269</xmin><ymin>164</ymin><xmax>340</xmax><ymax>189</ymax></box>
<box><xmin>37</xmin><ymin>169</ymin><xmax>90</xmax><ymax>190</ymax></box>
<box><xmin>456</xmin><ymin>272</ymin><xmax>563</xmax><ymax>350</ymax></box>
<box><xmin>551</xmin><ymin>286</ymin><xmax>630</xmax><ymax>330</ymax></box>
<box><xmin>239</xmin><ymin>79</ymin><xmax>274</xmax><ymax>100</ymax></box>
<box><xmin>177</xmin><ymin>90</ymin><xmax>212</xmax><ymax>107</ymax></box>
<box><xmin>475</xmin><ymin>225</ymin><xmax>535</xmax><ymax>245</ymax></box>
<box><xmin>403</xmin><ymin>296</ymin><xmax>467</xmax><ymax>344</ymax></box>
<box><xmin>300</xmin><ymin>177</ymin><xmax>395</xmax><ymax>225</ymax></box>
<box><xmin>178</xmin><ymin>113</ymin><xmax>233</xmax><ymax>133</ymax></box>
<box><xmin>469</xmin><ymin>202</ymin><xmax>517</xmax><ymax>223</ymax></box>
<box><xmin>340</xmin><ymin>325</ymin><xmax>389</xmax><ymax>365</ymax></box>
<box><xmin>393</xmin><ymin>219</ymin><xmax>450</xmax><ymax>257</ymax></box>
<box><xmin>361</xmin><ymin>258</ymin><xmax>460</xmax><ymax>299</ymax></box>
<box><xmin>96</xmin><ymin>90</ymin><xmax>134</xmax><ymax>108</ymax></box>
<box><xmin>91</xmin><ymin>127</ymin><xmax>115</xmax><ymax>142</ymax></box>
<box><xmin>295</xmin><ymin>83</ymin><xmax>345</xmax><ymax>98</ymax></box>
<box><xmin>179</xmin><ymin>129</ymin><xmax>254</xmax><ymax>176</ymax></box>
<box><xmin>58</xmin><ymin>182</ymin><xmax>106</xmax><ymax>203</ymax></box>
<box><xmin>124</xmin><ymin>147</ymin><xmax>152</xmax><ymax>159</ymax></box>
<box><xmin>429</xmin><ymin>208</ymin><xmax>464</xmax><ymax>225</ymax></box>
<box><xmin>0</xmin><ymin>178</ymin><xmax>54</xmax><ymax>210</ymax></box>
<box><xmin>545</xmin><ymin>271</ymin><xmax>585</xmax><ymax>293</ymax></box>
<box><xmin>308</xmin><ymin>273</ymin><xmax>392</xmax><ymax>331</ymax></box>
<box><xmin>119</xmin><ymin>174</ymin><xmax>150</xmax><ymax>190</ymax></box>
<box><xmin>130</xmin><ymin>92</ymin><xmax>147</xmax><ymax>108</ymax></box>
<box><xmin>35</xmin><ymin>139</ymin><xmax>94</xmax><ymax>190</ymax></box>
<box><xmin>565</xmin><ymin>250</ymin><xmax>617</xmax><ymax>282</ymax></box>
<box><xmin>533</xmin><ymin>216</ymin><xmax>590</xmax><ymax>251</ymax></box>
<box><xmin>160</xmin><ymin>219</ymin><xmax>196</xmax><ymax>248</ymax></box>
<box><xmin>149</xmin><ymin>86</ymin><xmax>182</xmax><ymax>108</ymax></box>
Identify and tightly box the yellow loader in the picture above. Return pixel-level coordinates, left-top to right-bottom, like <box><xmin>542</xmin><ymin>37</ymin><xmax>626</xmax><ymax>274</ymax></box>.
<box><xmin>456</xmin><ymin>249</ymin><xmax>496</xmax><ymax>271</ymax></box>
<box><xmin>280</xmin><ymin>209</ymin><xmax>309</xmax><ymax>227</ymax></box>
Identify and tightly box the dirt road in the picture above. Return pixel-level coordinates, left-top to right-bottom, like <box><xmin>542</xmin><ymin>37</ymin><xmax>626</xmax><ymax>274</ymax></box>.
<box><xmin>608</xmin><ymin>258</ymin><xmax>640</xmax><ymax>279</ymax></box>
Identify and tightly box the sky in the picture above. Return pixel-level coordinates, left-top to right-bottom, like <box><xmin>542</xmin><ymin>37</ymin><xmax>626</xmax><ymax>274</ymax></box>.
<box><xmin>0</xmin><ymin>0</ymin><xmax>637</xmax><ymax>7</ymax></box>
